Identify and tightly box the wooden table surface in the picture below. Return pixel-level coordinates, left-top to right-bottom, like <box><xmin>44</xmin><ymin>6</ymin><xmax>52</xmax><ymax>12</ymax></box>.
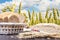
<box><xmin>0</xmin><ymin>35</ymin><xmax>20</xmax><ymax>40</ymax></box>
<box><xmin>0</xmin><ymin>35</ymin><xmax>60</xmax><ymax>40</ymax></box>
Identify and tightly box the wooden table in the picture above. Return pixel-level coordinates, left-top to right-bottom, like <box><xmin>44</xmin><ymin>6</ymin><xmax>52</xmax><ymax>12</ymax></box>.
<box><xmin>0</xmin><ymin>35</ymin><xmax>60</xmax><ymax>40</ymax></box>
<box><xmin>0</xmin><ymin>35</ymin><xmax>20</xmax><ymax>40</ymax></box>
<box><xmin>0</xmin><ymin>32</ymin><xmax>60</xmax><ymax>40</ymax></box>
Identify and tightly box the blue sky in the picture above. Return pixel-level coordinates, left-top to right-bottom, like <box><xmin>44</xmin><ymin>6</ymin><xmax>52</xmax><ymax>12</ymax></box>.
<box><xmin>0</xmin><ymin>0</ymin><xmax>12</xmax><ymax>3</ymax></box>
<box><xmin>0</xmin><ymin>0</ymin><xmax>60</xmax><ymax>13</ymax></box>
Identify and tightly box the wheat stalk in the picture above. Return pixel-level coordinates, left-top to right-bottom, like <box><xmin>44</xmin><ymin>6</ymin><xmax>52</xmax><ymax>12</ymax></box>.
<box><xmin>35</xmin><ymin>13</ymin><xmax>39</xmax><ymax>24</ymax></box>
<box><xmin>29</xmin><ymin>10</ymin><xmax>35</xmax><ymax>26</ymax></box>
<box><xmin>48</xmin><ymin>12</ymin><xmax>52</xmax><ymax>23</ymax></box>
<box><xmin>28</xmin><ymin>10</ymin><xmax>31</xmax><ymax>20</ymax></box>
<box><xmin>39</xmin><ymin>12</ymin><xmax>43</xmax><ymax>23</ymax></box>
<box><xmin>56</xmin><ymin>8</ymin><xmax>59</xmax><ymax>17</ymax></box>
<box><xmin>53</xmin><ymin>8</ymin><xmax>58</xmax><ymax>24</ymax></box>
<box><xmin>45</xmin><ymin>8</ymin><xmax>49</xmax><ymax>18</ymax></box>
<box><xmin>18</xmin><ymin>2</ymin><xmax>22</xmax><ymax>14</ymax></box>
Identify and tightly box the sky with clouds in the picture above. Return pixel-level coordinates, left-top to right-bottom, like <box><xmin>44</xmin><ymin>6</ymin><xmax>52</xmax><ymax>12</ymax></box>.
<box><xmin>0</xmin><ymin>0</ymin><xmax>60</xmax><ymax>13</ymax></box>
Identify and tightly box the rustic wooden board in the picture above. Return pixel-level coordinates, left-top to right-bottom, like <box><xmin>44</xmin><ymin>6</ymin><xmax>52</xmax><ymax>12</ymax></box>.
<box><xmin>0</xmin><ymin>35</ymin><xmax>60</xmax><ymax>40</ymax></box>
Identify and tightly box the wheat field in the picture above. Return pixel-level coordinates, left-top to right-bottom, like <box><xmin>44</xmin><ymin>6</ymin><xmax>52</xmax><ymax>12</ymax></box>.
<box><xmin>1</xmin><ymin>3</ymin><xmax>60</xmax><ymax>26</ymax></box>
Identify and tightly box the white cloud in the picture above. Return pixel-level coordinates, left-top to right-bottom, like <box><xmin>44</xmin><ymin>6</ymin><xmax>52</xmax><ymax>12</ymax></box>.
<box><xmin>0</xmin><ymin>0</ymin><xmax>21</xmax><ymax>7</ymax></box>
<box><xmin>0</xmin><ymin>0</ymin><xmax>60</xmax><ymax>13</ymax></box>
<box><xmin>22</xmin><ymin>0</ymin><xmax>60</xmax><ymax>12</ymax></box>
<box><xmin>21</xmin><ymin>0</ymin><xmax>41</xmax><ymax>7</ymax></box>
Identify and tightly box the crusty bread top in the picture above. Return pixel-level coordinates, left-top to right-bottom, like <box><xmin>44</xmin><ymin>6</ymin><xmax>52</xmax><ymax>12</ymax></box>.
<box><xmin>0</xmin><ymin>12</ymin><xmax>25</xmax><ymax>23</ymax></box>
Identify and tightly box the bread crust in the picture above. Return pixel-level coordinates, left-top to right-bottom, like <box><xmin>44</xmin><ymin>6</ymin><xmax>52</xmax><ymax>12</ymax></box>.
<box><xmin>0</xmin><ymin>12</ymin><xmax>25</xmax><ymax>23</ymax></box>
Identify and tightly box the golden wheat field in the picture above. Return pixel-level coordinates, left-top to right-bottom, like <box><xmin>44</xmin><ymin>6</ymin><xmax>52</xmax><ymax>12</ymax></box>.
<box><xmin>1</xmin><ymin>3</ymin><xmax>60</xmax><ymax>26</ymax></box>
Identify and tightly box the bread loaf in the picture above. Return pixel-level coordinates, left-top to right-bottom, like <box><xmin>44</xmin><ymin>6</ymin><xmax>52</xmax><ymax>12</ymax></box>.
<box><xmin>2</xmin><ymin>12</ymin><xmax>12</xmax><ymax>22</ymax></box>
<box><xmin>18</xmin><ymin>32</ymin><xmax>47</xmax><ymax>38</ymax></box>
<box><xmin>0</xmin><ymin>17</ymin><xmax>3</xmax><ymax>22</ymax></box>
<box><xmin>0</xmin><ymin>14</ymin><xmax>4</xmax><ymax>22</ymax></box>
<box><xmin>8</xmin><ymin>12</ymin><xmax>25</xmax><ymax>23</ymax></box>
<box><xmin>8</xmin><ymin>14</ymin><xmax>19</xmax><ymax>23</ymax></box>
<box><xmin>30</xmin><ymin>23</ymin><xmax>60</xmax><ymax>34</ymax></box>
<box><xmin>19</xmin><ymin>14</ymin><xmax>26</xmax><ymax>23</ymax></box>
<box><xmin>0</xmin><ymin>12</ymin><xmax>25</xmax><ymax>23</ymax></box>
